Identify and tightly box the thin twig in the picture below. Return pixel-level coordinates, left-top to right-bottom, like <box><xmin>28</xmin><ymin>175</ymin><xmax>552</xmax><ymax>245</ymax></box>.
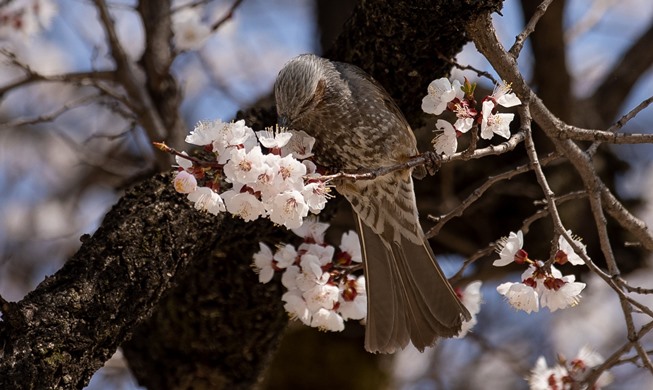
<box><xmin>608</xmin><ymin>95</ymin><xmax>653</xmax><ymax>132</ymax></box>
<box><xmin>466</xmin><ymin>15</ymin><xmax>653</xmax><ymax>387</ymax></box>
<box><xmin>448</xmin><ymin>244</ymin><xmax>495</xmax><ymax>285</ymax></box>
<box><xmin>509</xmin><ymin>0</ymin><xmax>555</xmax><ymax>58</ymax></box>
<box><xmin>588</xmin><ymin>95</ymin><xmax>653</xmax><ymax>155</ymax></box>
<box><xmin>617</xmin><ymin>278</ymin><xmax>653</xmax><ymax>295</ymax></box>
<box><xmin>94</xmin><ymin>0</ymin><xmax>167</xmax><ymax>141</ymax></box>
<box><xmin>211</xmin><ymin>0</ymin><xmax>245</xmax><ymax>32</ymax></box>
<box><xmin>0</xmin><ymin>94</ymin><xmax>100</xmax><ymax>128</ymax></box>
<box><xmin>425</xmin><ymin>152</ymin><xmax>560</xmax><ymax>238</ymax></box>
<box><xmin>436</xmin><ymin>52</ymin><xmax>497</xmax><ymax>83</ymax></box>
<box><xmin>556</xmin><ymin>125</ymin><xmax>653</xmax><ymax>144</ymax></box>
<box><xmin>153</xmin><ymin>142</ymin><xmax>222</xmax><ymax>168</ymax></box>
<box><xmin>522</xmin><ymin>191</ymin><xmax>588</xmax><ymax>234</ymax></box>
<box><xmin>468</xmin><ymin>13</ymin><xmax>653</xmax><ymax>253</ymax></box>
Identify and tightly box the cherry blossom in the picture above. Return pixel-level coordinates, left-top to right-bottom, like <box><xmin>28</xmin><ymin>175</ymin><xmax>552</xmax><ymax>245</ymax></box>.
<box><xmin>186</xmin><ymin>187</ymin><xmax>225</xmax><ymax>215</ymax></box>
<box><xmin>497</xmin><ymin>281</ymin><xmax>540</xmax><ymax>313</ymax></box>
<box><xmin>422</xmin><ymin>78</ymin><xmax>464</xmax><ymax>115</ymax></box>
<box><xmin>273</xmin><ymin>244</ymin><xmax>298</xmax><ymax>269</ymax></box>
<box><xmin>480</xmin><ymin>100</ymin><xmax>514</xmax><ymax>140</ymax></box>
<box><xmin>301</xmin><ymin>181</ymin><xmax>331</xmax><ymax>213</ymax></box>
<box><xmin>282</xmin><ymin>290</ymin><xmax>312</xmax><ymax>326</ymax></box>
<box><xmin>173</xmin><ymin>171</ymin><xmax>197</xmax><ymax>194</ymax></box>
<box><xmin>338</xmin><ymin>276</ymin><xmax>367</xmax><ymax>321</ymax></box>
<box><xmin>529</xmin><ymin>346</ymin><xmax>613</xmax><ymax>390</ymax></box>
<box><xmin>556</xmin><ymin>230</ymin><xmax>587</xmax><ymax>266</ymax></box>
<box><xmin>493</xmin><ymin>230</ymin><xmax>525</xmax><ymax>266</ymax></box>
<box><xmin>291</xmin><ymin>218</ymin><xmax>330</xmax><ymax>244</ymax></box>
<box><xmin>251</xmin><ymin>224</ymin><xmax>367</xmax><ymax>333</ymax></box>
<box><xmin>311</xmin><ymin>308</ymin><xmax>345</xmax><ymax>332</ymax></box>
<box><xmin>433</xmin><ymin>119</ymin><xmax>458</xmax><ymax>156</ymax></box>
<box><xmin>491</xmin><ymin>81</ymin><xmax>522</xmax><ymax>108</ymax></box>
<box><xmin>280</xmin><ymin>130</ymin><xmax>316</xmax><ymax>159</ymax></box>
<box><xmin>252</xmin><ymin>243</ymin><xmax>275</xmax><ymax>284</ymax></box>
<box><xmin>221</xmin><ymin>190</ymin><xmax>265</xmax><ymax>222</ymax></box>
<box><xmin>339</xmin><ymin>231</ymin><xmax>362</xmax><ymax>263</ymax></box>
<box><xmin>268</xmin><ymin>191</ymin><xmax>309</xmax><ymax>229</ymax></box>
<box><xmin>185</xmin><ymin>120</ymin><xmax>224</xmax><ymax>146</ymax></box>
<box><xmin>256</xmin><ymin>127</ymin><xmax>293</xmax><ymax>149</ymax></box>
<box><xmin>223</xmin><ymin>146</ymin><xmax>267</xmax><ymax>185</ymax></box>
<box><xmin>539</xmin><ymin>273</ymin><xmax>586</xmax><ymax>312</ymax></box>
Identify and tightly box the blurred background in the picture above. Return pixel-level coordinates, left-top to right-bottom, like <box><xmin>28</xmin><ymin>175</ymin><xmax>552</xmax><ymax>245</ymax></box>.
<box><xmin>1</xmin><ymin>0</ymin><xmax>653</xmax><ymax>388</ymax></box>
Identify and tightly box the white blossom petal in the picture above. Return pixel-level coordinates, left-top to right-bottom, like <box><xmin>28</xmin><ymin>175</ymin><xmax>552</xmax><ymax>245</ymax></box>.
<box><xmin>282</xmin><ymin>290</ymin><xmax>311</xmax><ymax>325</ymax></box>
<box><xmin>173</xmin><ymin>171</ymin><xmax>197</xmax><ymax>194</ymax></box>
<box><xmin>339</xmin><ymin>231</ymin><xmax>362</xmax><ymax>263</ymax></box>
<box><xmin>497</xmin><ymin>282</ymin><xmax>539</xmax><ymax>313</ymax></box>
<box><xmin>558</xmin><ymin>230</ymin><xmax>588</xmax><ymax>265</ymax></box>
<box><xmin>433</xmin><ymin>119</ymin><xmax>458</xmax><ymax>156</ymax></box>
<box><xmin>187</xmin><ymin>187</ymin><xmax>225</xmax><ymax>215</ymax></box>
<box><xmin>421</xmin><ymin>78</ymin><xmax>461</xmax><ymax>115</ymax></box>
<box><xmin>310</xmin><ymin>308</ymin><xmax>344</xmax><ymax>331</ymax></box>
<box><xmin>291</xmin><ymin>217</ymin><xmax>330</xmax><ymax>243</ymax></box>
<box><xmin>493</xmin><ymin>231</ymin><xmax>524</xmax><ymax>266</ymax></box>
<box><xmin>481</xmin><ymin>100</ymin><xmax>514</xmax><ymax>140</ymax></box>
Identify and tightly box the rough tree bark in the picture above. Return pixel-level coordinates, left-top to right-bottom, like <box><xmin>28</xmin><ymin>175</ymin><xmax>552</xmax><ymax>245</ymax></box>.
<box><xmin>0</xmin><ymin>175</ymin><xmax>221</xmax><ymax>388</ymax></box>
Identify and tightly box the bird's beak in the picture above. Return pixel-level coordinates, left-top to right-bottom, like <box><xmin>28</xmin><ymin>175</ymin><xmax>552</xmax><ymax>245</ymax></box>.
<box><xmin>278</xmin><ymin>115</ymin><xmax>289</xmax><ymax>128</ymax></box>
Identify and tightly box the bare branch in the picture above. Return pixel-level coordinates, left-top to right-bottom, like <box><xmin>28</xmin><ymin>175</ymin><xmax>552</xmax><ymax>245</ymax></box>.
<box><xmin>617</xmin><ymin>278</ymin><xmax>653</xmax><ymax>295</ymax></box>
<box><xmin>0</xmin><ymin>54</ymin><xmax>115</xmax><ymax>98</ymax></box>
<box><xmin>467</xmin><ymin>13</ymin><xmax>653</xmax><ymax>252</ymax></box>
<box><xmin>448</xmin><ymin>244</ymin><xmax>496</xmax><ymax>285</ymax></box>
<box><xmin>0</xmin><ymin>94</ymin><xmax>100</xmax><ymax>128</ymax></box>
<box><xmin>435</xmin><ymin>51</ymin><xmax>498</xmax><ymax>83</ymax></box>
<box><xmin>522</xmin><ymin>191</ymin><xmax>587</xmax><ymax>234</ymax></box>
<box><xmin>556</xmin><ymin>125</ymin><xmax>653</xmax><ymax>144</ymax></box>
<box><xmin>608</xmin><ymin>95</ymin><xmax>653</xmax><ymax>133</ymax></box>
<box><xmin>93</xmin><ymin>0</ymin><xmax>168</xmax><ymax>144</ymax></box>
<box><xmin>153</xmin><ymin>142</ymin><xmax>223</xmax><ymax>168</ymax></box>
<box><xmin>426</xmin><ymin>152</ymin><xmax>560</xmax><ymax>238</ymax></box>
<box><xmin>211</xmin><ymin>0</ymin><xmax>245</xmax><ymax>32</ymax></box>
<box><xmin>509</xmin><ymin>0</ymin><xmax>554</xmax><ymax>58</ymax></box>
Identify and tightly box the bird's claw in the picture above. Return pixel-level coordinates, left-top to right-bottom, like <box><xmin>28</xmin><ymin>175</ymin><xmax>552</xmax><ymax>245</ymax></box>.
<box><xmin>423</xmin><ymin>151</ymin><xmax>441</xmax><ymax>176</ymax></box>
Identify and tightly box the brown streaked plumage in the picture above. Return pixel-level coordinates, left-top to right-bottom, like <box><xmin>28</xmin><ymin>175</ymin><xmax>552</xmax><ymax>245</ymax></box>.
<box><xmin>274</xmin><ymin>54</ymin><xmax>470</xmax><ymax>353</ymax></box>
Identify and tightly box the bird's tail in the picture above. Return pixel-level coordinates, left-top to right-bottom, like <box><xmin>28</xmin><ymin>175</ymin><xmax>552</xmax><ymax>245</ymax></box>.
<box><xmin>343</xmin><ymin>174</ymin><xmax>470</xmax><ymax>353</ymax></box>
<box><xmin>357</xmin><ymin>217</ymin><xmax>470</xmax><ymax>353</ymax></box>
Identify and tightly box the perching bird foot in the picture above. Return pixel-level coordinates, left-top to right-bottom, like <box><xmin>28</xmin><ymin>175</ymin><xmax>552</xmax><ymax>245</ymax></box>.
<box><xmin>423</xmin><ymin>151</ymin><xmax>441</xmax><ymax>176</ymax></box>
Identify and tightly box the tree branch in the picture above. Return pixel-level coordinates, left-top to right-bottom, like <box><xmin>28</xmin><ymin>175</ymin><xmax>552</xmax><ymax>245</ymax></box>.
<box><xmin>93</xmin><ymin>0</ymin><xmax>170</xmax><ymax>164</ymax></box>
<box><xmin>467</xmin><ymin>13</ymin><xmax>653</xmax><ymax>252</ymax></box>
<box><xmin>509</xmin><ymin>0</ymin><xmax>554</xmax><ymax>58</ymax></box>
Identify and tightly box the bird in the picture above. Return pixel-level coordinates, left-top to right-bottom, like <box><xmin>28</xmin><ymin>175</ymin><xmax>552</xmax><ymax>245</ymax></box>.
<box><xmin>274</xmin><ymin>54</ymin><xmax>470</xmax><ymax>353</ymax></box>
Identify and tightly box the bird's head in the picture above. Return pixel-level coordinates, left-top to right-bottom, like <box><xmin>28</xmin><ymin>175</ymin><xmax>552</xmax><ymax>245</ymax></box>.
<box><xmin>274</xmin><ymin>54</ymin><xmax>329</xmax><ymax>128</ymax></box>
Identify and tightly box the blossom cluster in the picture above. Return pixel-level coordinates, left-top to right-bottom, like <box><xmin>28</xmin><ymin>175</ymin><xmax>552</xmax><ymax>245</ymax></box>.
<box><xmin>421</xmin><ymin>77</ymin><xmax>522</xmax><ymax>156</ymax></box>
<box><xmin>529</xmin><ymin>346</ymin><xmax>613</xmax><ymax>390</ymax></box>
<box><xmin>0</xmin><ymin>0</ymin><xmax>57</xmax><ymax>39</ymax></box>
<box><xmin>252</xmin><ymin>219</ymin><xmax>366</xmax><ymax>332</ymax></box>
<box><xmin>252</xmin><ymin>219</ymin><xmax>484</xmax><ymax>336</ymax></box>
<box><xmin>494</xmin><ymin>230</ymin><xmax>588</xmax><ymax>313</ymax></box>
<box><xmin>172</xmin><ymin>119</ymin><xmax>330</xmax><ymax>229</ymax></box>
